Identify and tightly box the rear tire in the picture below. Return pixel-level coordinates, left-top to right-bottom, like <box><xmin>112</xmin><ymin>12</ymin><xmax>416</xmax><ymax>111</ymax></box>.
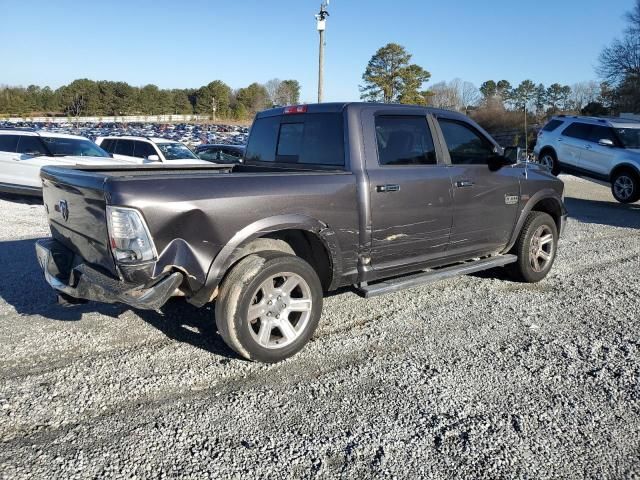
<box><xmin>508</xmin><ymin>211</ymin><xmax>558</xmax><ymax>283</ymax></box>
<box><xmin>539</xmin><ymin>150</ymin><xmax>560</xmax><ymax>176</ymax></box>
<box><xmin>611</xmin><ymin>169</ymin><xmax>640</xmax><ymax>204</ymax></box>
<box><xmin>215</xmin><ymin>252</ymin><xmax>323</xmax><ymax>363</ymax></box>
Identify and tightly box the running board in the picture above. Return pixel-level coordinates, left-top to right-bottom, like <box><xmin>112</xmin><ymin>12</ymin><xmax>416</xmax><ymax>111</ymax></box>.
<box><xmin>354</xmin><ymin>254</ymin><xmax>517</xmax><ymax>298</ymax></box>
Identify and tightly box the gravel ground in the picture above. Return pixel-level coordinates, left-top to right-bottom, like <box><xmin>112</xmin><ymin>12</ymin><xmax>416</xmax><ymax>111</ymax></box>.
<box><xmin>0</xmin><ymin>175</ymin><xmax>638</xmax><ymax>479</ymax></box>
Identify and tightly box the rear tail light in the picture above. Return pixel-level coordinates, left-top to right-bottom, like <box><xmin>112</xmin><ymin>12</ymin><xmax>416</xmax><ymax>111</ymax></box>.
<box><xmin>284</xmin><ymin>105</ymin><xmax>308</xmax><ymax>114</ymax></box>
<box><xmin>106</xmin><ymin>206</ymin><xmax>157</xmax><ymax>264</ymax></box>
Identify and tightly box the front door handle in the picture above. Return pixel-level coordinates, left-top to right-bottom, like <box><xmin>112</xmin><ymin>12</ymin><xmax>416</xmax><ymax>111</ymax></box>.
<box><xmin>376</xmin><ymin>184</ymin><xmax>400</xmax><ymax>193</ymax></box>
<box><xmin>455</xmin><ymin>180</ymin><xmax>474</xmax><ymax>188</ymax></box>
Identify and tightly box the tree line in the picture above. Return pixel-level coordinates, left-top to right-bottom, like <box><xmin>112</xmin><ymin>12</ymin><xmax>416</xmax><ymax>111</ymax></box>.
<box><xmin>0</xmin><ymin>78</ymin><xmax>301</xmax><ymax>120</ymax></box>
<box><xmin>359</xmin><ymin>1</ymin><xmax>640</xmax><ymax>132</ymax></box>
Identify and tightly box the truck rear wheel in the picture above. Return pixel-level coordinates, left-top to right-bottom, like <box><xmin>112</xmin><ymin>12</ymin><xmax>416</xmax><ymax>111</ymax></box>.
<box><xmin>215</xmin><ymin>252</ymin><xmax>323</xmax><ymax>363</ymax></box>
<box><xmin>508</xmin><ymin>211</ymin><xmax>558</xmax><ymax>283</ymax></box>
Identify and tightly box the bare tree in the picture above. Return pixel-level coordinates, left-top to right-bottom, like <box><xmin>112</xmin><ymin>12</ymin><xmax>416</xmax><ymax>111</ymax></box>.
<box><xmin>460</xmin><ymin>81</ymin><xmax>481</xmax><ymax>113</ymax></box>
<box><xmin>625</xmin><ymin>0</ymin><xmax>640</xmax><ymax>34</ymax></box>
<box><xmin>265</xmin><ymin>78</ymin><xmax>281</xmax><ymax>107</ymax></box>
<box><xmin>570</xmin><ymin>81</ymin><xmax>601</xmax><ymax>112</ymax></box>
<box><xmin>598</xmin><ymin>36</ymin><xmax>640</xmax><ymax>84</ymax></box>
<box><xmin>68</xmin><ymin>93</ymin><xmax>85</xmax><ymax>117</ymax></box>
<box><xmin>427</xmin><ymin>81</ymin><xmax>461</xmax><ymax>110</ymax></box>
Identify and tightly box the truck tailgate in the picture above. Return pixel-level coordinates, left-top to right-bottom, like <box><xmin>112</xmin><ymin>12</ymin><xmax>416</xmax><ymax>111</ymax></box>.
<box><xmin>41</xmin><ymin>168</ymin><xmax>117</xmax><ymax>277</ymax></box>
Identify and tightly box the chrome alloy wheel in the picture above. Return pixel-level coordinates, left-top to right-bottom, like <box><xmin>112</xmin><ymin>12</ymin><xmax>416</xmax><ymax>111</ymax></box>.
<box><xmin>613</xmin><ymin>175</ymin><xmax>635</xmax><ymax>201</ymax></box>
<box><xmin>529</xmin><ymin>225</ymin><xmax>554</xmax><ymax>273</ymax></box>
<box><xmin>247</xmin><ymin>272</ymin><xmax>313</xmax><ymax>349</ymax></box>
<box><xmin>540</xmin><ymin>154</ymin><xmax>554</xmax><ymax>170</ymax></box>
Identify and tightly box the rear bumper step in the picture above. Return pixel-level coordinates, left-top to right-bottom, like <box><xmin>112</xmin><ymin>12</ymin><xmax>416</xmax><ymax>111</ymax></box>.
<box><xmin>354</xmin><ymin>254</ymin><xmax>517</xmax><ymax>298</ymax></box>
<box><xmin>35</xmin><ymin>238</ymin><xmax>182</xmax><ymax>310</ymax></box>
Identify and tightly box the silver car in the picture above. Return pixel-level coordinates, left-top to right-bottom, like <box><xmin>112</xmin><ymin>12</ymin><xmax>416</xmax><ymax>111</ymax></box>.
<box><xmin>534</xmin><ymin>115</ymin><xmax>640</xmax><ymax>203</ymax></box>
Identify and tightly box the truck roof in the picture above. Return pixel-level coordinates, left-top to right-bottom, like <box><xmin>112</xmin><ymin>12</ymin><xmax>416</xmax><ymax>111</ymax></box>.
<box><xmin>256</xmin><ymin>102</ymin><xmax>469</xmax><ymax>120</ymax></box>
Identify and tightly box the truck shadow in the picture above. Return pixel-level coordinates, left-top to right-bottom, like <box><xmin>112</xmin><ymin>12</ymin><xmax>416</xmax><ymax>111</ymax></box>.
<box><xmin>0</xmin><ymin>238</ymin><xmax>123</xmax><ymax>321</ymax></box>
<box><xmin>0</xmin><ymin>238</ymin><xmax>238</xmax><ymax>358</ymax></box>
<box><xmin>135</xmin><ymin>301</ymin><xmax>238</xmax><ymax>359</ymax></box>
<box><xmin>564</xmin><ymin>196</ymin><xmax>640</xmax><ymax>229</ymax></box>
<box><xmin>0</xmin><ymin>193</ymin><xmax>43</xmax><ymax>206</ymax></box>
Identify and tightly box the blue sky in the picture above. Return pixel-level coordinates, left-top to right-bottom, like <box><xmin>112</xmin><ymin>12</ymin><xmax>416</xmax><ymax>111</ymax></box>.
<box><xmin>0</xmin><ymin>0</ymin><xmax>631</xmax><ymax>102</ymax></box>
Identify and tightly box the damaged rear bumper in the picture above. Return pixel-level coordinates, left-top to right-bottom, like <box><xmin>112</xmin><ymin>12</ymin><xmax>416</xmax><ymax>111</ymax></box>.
<box><xmin>35</xmin><ymin>238</ymin><xmax>183</xmax><ymax>310</ymax></box>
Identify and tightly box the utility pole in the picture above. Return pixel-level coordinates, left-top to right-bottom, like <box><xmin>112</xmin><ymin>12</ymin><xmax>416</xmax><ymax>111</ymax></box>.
<box><xmin>315</xmin><ymin>1</ymin><xmax>329</xmax><ymax>103</ymax></box>
<box><xmin>211</xmin><ymin>96</ymin><xmax>217</xmax><ymax>123</ymax></box>
<box><xmin>524</xmin><ymin>102</ymin><xmax>528</xmax><ymax>160</ymax></box>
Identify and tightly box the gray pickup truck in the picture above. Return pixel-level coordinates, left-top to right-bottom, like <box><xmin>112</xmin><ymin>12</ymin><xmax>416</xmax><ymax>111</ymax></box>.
<box><xmin>36</xmin><ymin>103</ymin><xmax>567</xmax><ymax>363</ymax></box>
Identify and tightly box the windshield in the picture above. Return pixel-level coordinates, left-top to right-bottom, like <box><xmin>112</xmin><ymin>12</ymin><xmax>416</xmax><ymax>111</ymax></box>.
<box><xmin>41</xmin><ymin>137</ymin><xmax>110</xmax><ymax>157</ymax></box>
<box><xmin>157</xmin><ymin>143</ymin><xmax>198</xmax><ymax>160</ymax></box>
<box><xmin>615</xmin><ymin>128</ymin><xmax>640</xmax><ymax>149</ymax></box>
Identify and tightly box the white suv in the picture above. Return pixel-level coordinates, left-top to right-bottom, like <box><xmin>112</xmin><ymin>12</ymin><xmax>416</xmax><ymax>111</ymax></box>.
<box><xmin>96</xmin><ymin>136</ymin><xmax>209</xmax><ymax>165</ymax></box>
<box><xmin>0</xmin><ymin>129</ymin><xmax>129</xmax><ymax>196</ymax></box>
<box><xmin>534</xmin><ymin>115</ymin><xmax>640</xmax><ymax>203</ymax></box>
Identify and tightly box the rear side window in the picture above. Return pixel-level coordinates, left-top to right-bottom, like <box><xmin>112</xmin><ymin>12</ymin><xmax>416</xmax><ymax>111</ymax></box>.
<box><xmin>375</xmin><ymin>116</ymin><xmax>437</xmax><ymax>166</ymax></box>
<box><xmin>562</xmin><ymin>122</ymin><xmax>592</xmax><ymax>140</ymax></box>
<box><xmin>134</xmin><ymin>141</ymin><xmax>157</xmax><ymax>159</ymax></box>
<box><xmin>542</xmin><ymin>120</ymin><xmax>564</xmax><ymax>132</ymax></box>
<box><xmin>0</xmin><ymin>135</ymin><xmax>19</xmax><ymax>153</ymax></box>
<box><xmin>245</xmin><ymin>116</ymin><xmax>280</xmax><ymax>163</ymax></box>
<box><xmin>100</xmin><ymin>139</ymin><xmax>115</xmax><ymax>152</ymax></box>
<box><xmin>114</xmin><ymin>139</ymin><xmax>134</xmax><ymax>156</ymax></box>
<box><xmin>246</xmin><ymin>113</ymin><xmax>345</xmax><ymax>167</ymax></box>
<box><xmin>16</xmin><ymin>136</ymin><xmax>48</xmax><ymax>156</ymax></box>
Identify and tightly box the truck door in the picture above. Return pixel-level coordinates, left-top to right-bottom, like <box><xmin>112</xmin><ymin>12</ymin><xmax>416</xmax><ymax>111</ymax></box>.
<box><xmin>366</xmin><ymin>114</ymin><xmax>454</xmax><ymax>270</ymax></box>
<box><xmin>435</xmin><ymin>117</ymin><xmax>520</xmax><ymax>257</ymax></box>
<box><xmin>12</xmin><ymin>136</ymin><xmax>52</xmax><ymax>189</ymax></box>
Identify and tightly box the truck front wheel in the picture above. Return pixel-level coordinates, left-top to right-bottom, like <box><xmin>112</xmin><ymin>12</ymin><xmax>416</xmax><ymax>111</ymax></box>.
<box><xmin>215</xmin><ymin>252</ymin><xmax>323</xmax><ymax>363</ymax></box>
<box><xmin>508</xmin><ymin>211</ymin><xmax>558</xmax><ymax>283</ymax></box>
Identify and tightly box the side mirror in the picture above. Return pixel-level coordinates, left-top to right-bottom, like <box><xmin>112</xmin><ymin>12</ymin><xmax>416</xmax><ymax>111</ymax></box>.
<box><xmin>598</xmin><ymin>139</ymin><xmax>615</xmax><ymax>147</ymax></box>
<box><xmin>146</xmin><ymin>154</ymin><xmax>160</xmax><ymax>162</ymax></box>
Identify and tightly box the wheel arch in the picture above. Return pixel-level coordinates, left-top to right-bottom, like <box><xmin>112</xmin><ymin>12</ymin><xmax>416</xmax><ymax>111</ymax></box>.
<box><xmin>610</xmin><ymin>163</ymin><xmax>640</xmax><ymax>183</ymax></box>
<box><xmin>189</xmin><ymin>214</ymin><xmax>341</xmax><ymax>306</ymax></box>
<box><xmin>503</xmin><ymin>190</ymin><xmax>565</xmax><ymax>253</ymax></box>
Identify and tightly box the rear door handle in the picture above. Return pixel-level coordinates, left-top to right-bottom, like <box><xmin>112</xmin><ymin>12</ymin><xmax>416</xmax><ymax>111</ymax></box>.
<box><xmin>376</xmin><ymin>184</ymin><xmax>400</xmax><ymax>193</ymax></box>
<box><xmin>455</xmin><ymin>180</ymin><xmax>474</xmax><ymax>188</ymax></box>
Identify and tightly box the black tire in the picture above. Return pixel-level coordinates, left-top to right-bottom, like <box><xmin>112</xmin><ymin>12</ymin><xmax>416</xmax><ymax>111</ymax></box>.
<box><xmin>539</xmin><ymin>150</ymin><xmax>560</xmax><ymax>176</ymax></box>
<box><xmin>610</xmin><ymin>169</ymin><xmax>640</xmax><ymax>204</ymax></box>
<box><xmin>508</xmin><ymin>211</ymin><xmax>558</xmax><ymax>283</ymax></box>
<box><xmin>215</xmin><ymin>252</ymin><xmax>323</xmax><ymax>363</ymax></box>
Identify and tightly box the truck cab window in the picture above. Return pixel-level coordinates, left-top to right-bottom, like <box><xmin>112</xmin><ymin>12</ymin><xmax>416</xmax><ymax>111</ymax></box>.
<box><xmin>438</xmin><ymin>119</ymin><xmax>494</xmax><ymax>165</ymax></box>
<box><xmin>375</xmin><ymin>116</ymin><xmax>436</xmax><ymax>166</ymax></box>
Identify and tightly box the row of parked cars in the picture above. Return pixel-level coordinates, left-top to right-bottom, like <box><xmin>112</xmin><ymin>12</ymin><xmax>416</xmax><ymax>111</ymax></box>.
<box><xmin>0</xmin><ymin>121</ymin><xmax>249</xmax><ymax>147</ymax></box>
<box><xmin>0</xmin><ymin>128</ymin><xmax>245</xmax><ymax>195</ymax></box>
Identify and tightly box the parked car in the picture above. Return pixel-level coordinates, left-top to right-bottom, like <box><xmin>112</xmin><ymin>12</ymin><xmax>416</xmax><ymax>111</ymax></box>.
<box><xmin>195</xmin><ymin>144</ymin><xmax>245</xmax><ymax>163</ymax></box>
<box><xmin>36</xmin><ymin>103</ymin><xmax>566</xmax><ymax>363</ymax></box>
<box><xmin>0</xmin><ymin>129</ymin><xmax>129</xmax><ymax>196</ymax></box>
<box><xmin>95</xmin><ymin>136</ymin><xmax>210</xmax><ymax>165</ymax></box>
<box><xmin>534</xmin><ymin>115</ymin><xmax>640</xmax><ymax>203</ymax></box>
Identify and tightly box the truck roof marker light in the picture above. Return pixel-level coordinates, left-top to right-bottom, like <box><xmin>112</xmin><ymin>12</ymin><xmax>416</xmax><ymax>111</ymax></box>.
<box><xmin>284</xmin><ymin>105</ymin><xmax>308</xmax><ymax>114</ymax></box>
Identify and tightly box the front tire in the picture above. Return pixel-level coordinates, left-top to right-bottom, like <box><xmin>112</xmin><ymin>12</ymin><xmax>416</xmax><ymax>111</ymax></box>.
<box><xmin>215</xmin><ymin>252</ymin><xmax>323</xmax><ymax>363</ymax></box>
<box><xmin>611</xmin><ymin>170</ymin><xmax>640</xmax><ymax>204</ymax></box>
<box><xmin>539</xmin><ymin>151</ymin><xmax>560</xmax><ymax>176</ymax></box>
<box><xmin>508</xmin><ymin>211</ymin><xmax>558</xmax><ymax>283</ymax></box>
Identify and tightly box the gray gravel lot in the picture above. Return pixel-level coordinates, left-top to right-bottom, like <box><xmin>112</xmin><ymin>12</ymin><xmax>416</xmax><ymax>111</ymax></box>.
<box><xmin>0</xmin><ymin>175</ymin><xmax>639</xmax><ymax>479</ymax></box>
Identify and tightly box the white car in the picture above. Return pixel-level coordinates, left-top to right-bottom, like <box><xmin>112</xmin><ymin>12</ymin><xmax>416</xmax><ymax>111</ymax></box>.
<box><xmin>95</xmin><ymin>136</ymin><xmax>210</xmax><ymax>165</ymax></box>
<box><xmin>534</xmin><ymin>115</ymin><xmax>640</xmax><ymax>203</ymax></box>
<box><xmin>0</xmin><ymin>129</ymin><xmax>131</xmax><ymax>196</ymax></box>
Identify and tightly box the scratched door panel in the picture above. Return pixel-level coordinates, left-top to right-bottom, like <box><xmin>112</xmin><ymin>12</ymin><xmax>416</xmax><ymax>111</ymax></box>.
<box><xmin>368</xmin><ymin>166</ymin><xmax>453</xmax><ymax>269</ymax></box>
